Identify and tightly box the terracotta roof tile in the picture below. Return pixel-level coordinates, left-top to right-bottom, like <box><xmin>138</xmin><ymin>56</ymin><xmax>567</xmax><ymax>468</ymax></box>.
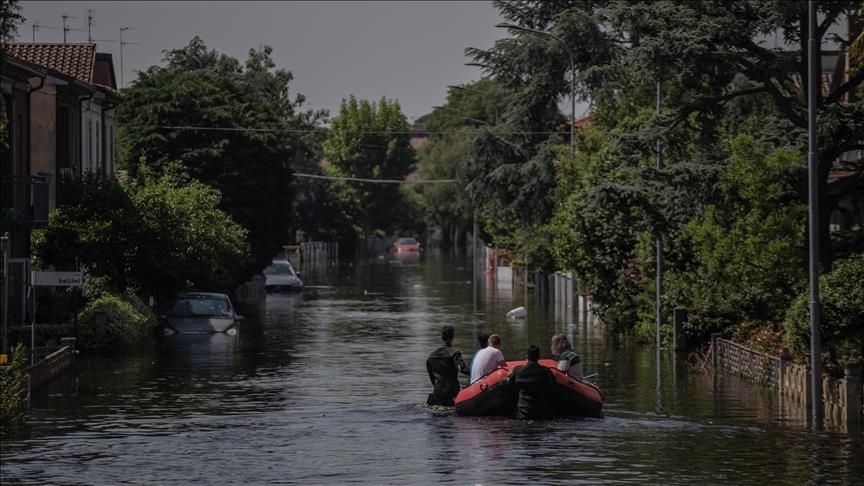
<box><xmin>3</xmin><ymin>43</ymin><xmax>96</xmax><ymax>84</ymax></box>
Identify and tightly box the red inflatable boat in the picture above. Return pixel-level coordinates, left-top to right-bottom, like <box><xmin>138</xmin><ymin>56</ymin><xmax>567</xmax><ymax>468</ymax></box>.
<box><xmin>454</xmin><ymin>359</ymin><xmax>603</xmax><ymax>418</ymax></box>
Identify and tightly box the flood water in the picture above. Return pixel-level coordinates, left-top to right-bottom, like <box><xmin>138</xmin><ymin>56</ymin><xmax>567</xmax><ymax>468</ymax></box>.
<box><xmin>2</xmin><ymin>252</ymin><xmax>863</xmax><ymax>485</ymax></box>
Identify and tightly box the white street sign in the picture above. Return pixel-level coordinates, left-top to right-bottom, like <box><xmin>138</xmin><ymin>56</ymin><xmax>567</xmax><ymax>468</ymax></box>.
<box><xmin>32</xmin><ymin>271</ymin><xmax>84</xmax><ymax>287</ymax></box>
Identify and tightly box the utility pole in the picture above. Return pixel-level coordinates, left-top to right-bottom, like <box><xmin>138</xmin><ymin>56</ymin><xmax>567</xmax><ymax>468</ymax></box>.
<box><xmin>655</xmin><ymin>66</ymin><xmax>664</xmax><ymax>412</ymax></box>
<box><xmin>119</xmin><ymin>26</ymin><xmax>139</xmax><ymax>88</ymax></box>
<box><xmin>1</xmin><ymin>232</ymin><xmax>9</xmax><ymax>356</ymax></box>
<box><xmin>807</xmin><ymin>0</ymin><xmax>822</xmax><ymax>432</ymax></box>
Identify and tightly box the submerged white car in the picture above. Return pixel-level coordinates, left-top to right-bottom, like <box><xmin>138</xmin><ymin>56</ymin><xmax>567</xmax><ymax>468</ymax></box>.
<box><xmin>263</xmin><ymin>260</ymin><xmax>303</xmax><ymax>292</ymax></box>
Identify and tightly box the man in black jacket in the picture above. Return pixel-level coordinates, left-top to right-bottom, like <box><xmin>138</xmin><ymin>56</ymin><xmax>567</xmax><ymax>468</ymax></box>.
<box><xmin>426</xmin><ymin>325</ymin><xmax>468</xmax><ymax>406</ymax></box>
<box><xmin>508</xmin><ymin>345</ymin><xmax>556</xmax><ymax>419</ymax></box>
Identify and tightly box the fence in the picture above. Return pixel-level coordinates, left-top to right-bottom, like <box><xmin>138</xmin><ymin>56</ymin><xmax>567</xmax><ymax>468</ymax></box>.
<box><xmin>711</xmin><ymin>334</ymin><xmax>863</xmax><ymax>433</ymax></box>
<box><xmin>296</xmin><ymin>241</ymin><xmax>338</xmax><ymax>268</ymax></box>
<box><xmin>27</xmin><ymin>337</ymin><xmax>76</xmax><ymax>390</ymax></box>
<box><xmin>545</xmin><ymin>271</ymin><xmax>595</xmax><ymax>327</ymax></box>
<box><xmin>235</xmin><ymin>241</ymin><xmax>338</xmax><ymax>303</ymax></box>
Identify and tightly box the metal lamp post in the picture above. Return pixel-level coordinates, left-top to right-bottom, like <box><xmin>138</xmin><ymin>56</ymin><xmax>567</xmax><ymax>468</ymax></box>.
<box><xmin>806</xmin><ymin>0</ymin><xmax>822</xmax><ymax>431</ymax></box>
<box><xmin>446</xmin><ymin>85</ymin><xmax>498</xmax><ymax>126</ymax></box>
<box><xmin>444</xmin><ymin>84</ymin><xmax>498</xmax><ymax>313</ymax></box>
<box><xmin>431</xmin><ymin>105</ymin><xmax>490</xmax><ymax>126</ymax></box>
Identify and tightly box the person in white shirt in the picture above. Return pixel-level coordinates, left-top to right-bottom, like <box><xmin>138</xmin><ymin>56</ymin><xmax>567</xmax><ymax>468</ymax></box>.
<box><xmin>470</xmin><ymin>334</ymin><xmax>506</xmax><ymax>384</ymax></box>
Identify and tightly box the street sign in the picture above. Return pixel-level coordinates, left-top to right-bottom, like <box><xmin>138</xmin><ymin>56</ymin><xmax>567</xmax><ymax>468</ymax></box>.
<box><xmin>32</xmin><ymin>271</ymin><xmax>84</xmax><ymax>287</ymax></box>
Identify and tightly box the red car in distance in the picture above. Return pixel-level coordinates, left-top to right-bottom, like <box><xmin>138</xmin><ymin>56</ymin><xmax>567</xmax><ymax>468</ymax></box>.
<box><xmin>393</xmin><ymin>237</ymin><xmax>421</xmax><ymax>253</ymax></box>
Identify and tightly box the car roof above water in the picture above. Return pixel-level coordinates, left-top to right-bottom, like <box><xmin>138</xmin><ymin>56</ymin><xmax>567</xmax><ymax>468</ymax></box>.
<box><xmin>176</xmin><ymin>292</ymin><xmax>230</xmax><ymax>299</ymax></box>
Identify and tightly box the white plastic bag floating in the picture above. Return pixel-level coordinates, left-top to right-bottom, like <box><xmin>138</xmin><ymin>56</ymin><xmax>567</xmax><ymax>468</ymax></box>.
<box><xmin>506</xmin><ymin>306</ymin><xmax>527</xmax><ymax>320</ymax></box>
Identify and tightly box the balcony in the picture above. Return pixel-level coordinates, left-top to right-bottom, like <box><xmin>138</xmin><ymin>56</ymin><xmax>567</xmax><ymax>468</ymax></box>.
<box><xmin>0</xmin><ymin>174</ymin><xmax>50</xmax><ymax>228</ymax></box>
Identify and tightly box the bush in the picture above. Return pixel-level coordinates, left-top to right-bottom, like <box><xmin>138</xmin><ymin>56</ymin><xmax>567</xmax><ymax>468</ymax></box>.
<box><xmin>1</xmin><ymin>344</ymin><xmax>29</xmax><ymax>428</ymax></box>
<box><xmin>76</xmin><ymin>293</ymin><xmax>158</xmax><ymax>354</ymax></box>
<box><xmin>785</xmin><ymin>252</ymin><xmax>864</xmax><ymax>365</ymax></box>
<box><xmin>6</xmin><ymin>323</ymin><xmax>75</xmax><ymax>348</ymax></box>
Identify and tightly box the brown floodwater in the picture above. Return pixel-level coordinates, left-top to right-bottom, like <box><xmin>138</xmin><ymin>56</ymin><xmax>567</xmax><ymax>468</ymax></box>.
<box><xmin>1</xmin><ymin>252</ymin><xmax>862</xmax><ymax>485</ymax></box>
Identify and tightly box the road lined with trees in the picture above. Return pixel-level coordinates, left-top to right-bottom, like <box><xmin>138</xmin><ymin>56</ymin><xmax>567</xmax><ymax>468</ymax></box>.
<box><xmin>2</xmin><ymin>1</ymin><xmax>861</xmax><ymax>372</ymax></box>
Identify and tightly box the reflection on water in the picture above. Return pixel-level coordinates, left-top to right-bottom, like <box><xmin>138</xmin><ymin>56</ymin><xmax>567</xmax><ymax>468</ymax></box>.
<box><xmin>2</xmin><ymin>253</ymin><xmax>863</xmax><ymax>485</ymax></box>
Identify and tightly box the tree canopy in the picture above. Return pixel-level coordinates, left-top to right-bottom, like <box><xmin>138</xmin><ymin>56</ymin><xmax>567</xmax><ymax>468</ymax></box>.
<box><xmin>117</xmin><ymin>37</ymin><xmax>325</xmax><ymax>269</ymax></box>
<box><xmin>461</xmin><ymin>0</ymin><xmax>863</xmax><ymax>350</ymax></box>
<box><xmin>0</xmin><ymin>0</ymin><xmax>23</xmax><ymax>43</ymax></box>
<box><xmin>321</xmin><ymin>96</ymin><xmax>417</xmax><ymax>251</ymax></box>
<box><xmin>415</xmin><ymin>78</ymin><xmax>512</xmax><ymax>249</ymax></box>
<box><xmin>33</xmin><ymin>167</ymin><xmax>250</xmax><ymax>303</ymax></box>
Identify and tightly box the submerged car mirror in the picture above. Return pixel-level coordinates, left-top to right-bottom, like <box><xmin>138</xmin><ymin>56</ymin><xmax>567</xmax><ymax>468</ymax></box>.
<box><xmin>235</xmin><ymin>315</ymin><xmax>245</xmax><ymax>322</ymax></box>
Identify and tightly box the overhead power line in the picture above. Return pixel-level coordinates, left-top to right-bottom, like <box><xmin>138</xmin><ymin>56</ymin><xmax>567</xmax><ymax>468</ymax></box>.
<box><xmin>292</xmin><ymin>173</ymin><xmax>454</xmax><ymax>184</ymax></box>
<box><xmin>153</xmin><ymin>124</ymin><xmax>566</xmax><ymax>136</ymax></box>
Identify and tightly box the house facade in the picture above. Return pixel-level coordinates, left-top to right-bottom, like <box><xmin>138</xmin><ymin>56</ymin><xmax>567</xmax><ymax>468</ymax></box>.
<box><xmin>1</xmin><ymin>44</ymin><xmax>121</xmax><ymax>330</ymax></box>
<box><xmin>5</xmin><ymin>43</ymin><xmax>122</xmax><ymax>209</ymax></box>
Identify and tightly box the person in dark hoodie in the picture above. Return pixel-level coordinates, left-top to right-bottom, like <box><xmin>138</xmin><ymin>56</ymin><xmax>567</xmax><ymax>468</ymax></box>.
<box><xmin>508</xmin><ymin>344</ymin><xmax>556</xmax><ymax>419</ymax></box>
<box><xmin>426</xmin><ymin>325</ymin><xmax>469</xmax><ymax>406</ymax></box>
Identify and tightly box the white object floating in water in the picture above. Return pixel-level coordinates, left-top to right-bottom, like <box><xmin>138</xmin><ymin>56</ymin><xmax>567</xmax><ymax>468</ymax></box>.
<box><xmin>506</xmin><ymin>306</ymin><xmax>527</xmax><ymax>320</ymax></box>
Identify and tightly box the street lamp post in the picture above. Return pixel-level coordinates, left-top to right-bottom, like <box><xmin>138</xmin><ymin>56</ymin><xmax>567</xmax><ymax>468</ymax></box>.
<box><xmin>433</xmin><ymin>102</ymin><xmax>488</xmax><ymax>305</ymax></box>
<box><xmin>446</xmin><ymin>85</ymin><xmax>498</xmax><ymax>126</ymax></box>
<box><xmin>431</xmin><ymin>105</ymin><xmax>490</xmax><ymax>126</ymax></box>
<box><xmin>655</xmin><ymin>70</ymin><xmax>664</xmax><ymax>411</ymax></box>
<box><xmin>806</xmin><ymin>0</ymin><xmax>822</xmax><ymax>431</ymax></box>
<box><xmin>495</xmin><ymin>23</ymin><xmax>575</xmax><ymax>159</ymax></box>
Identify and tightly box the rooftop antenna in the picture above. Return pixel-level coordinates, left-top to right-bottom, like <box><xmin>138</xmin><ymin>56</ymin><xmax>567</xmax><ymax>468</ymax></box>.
<box><xmin>32</xmin><ymin>22</ymin><xmax>59</xmax><ymax>43</ymax></box>
<box><xmin>119</xmin><ymin>26</ymin><xmax>140</xmax><ymax>89</ymax></box>
<box><xmin>87</xmin><ymin>10</ymin><xmax>94</xmax><ymax>42</ymax></box>
<box><xmin>61</xmin><ymin>14</ymin><xmax>83</xmax><ymax>43</ymax></box>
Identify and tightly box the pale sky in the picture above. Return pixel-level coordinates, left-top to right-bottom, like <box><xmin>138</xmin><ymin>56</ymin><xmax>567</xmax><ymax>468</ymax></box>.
<box><xmin>16</xmin><ymin>1</ymin><xmax>507</xmax><ymax>122</ymax></box>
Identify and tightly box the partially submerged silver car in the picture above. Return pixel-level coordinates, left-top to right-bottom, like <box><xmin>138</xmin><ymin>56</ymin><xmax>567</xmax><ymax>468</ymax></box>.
<box><xmin>263</xmin><ymin>260</ymin><xmax>303</xmax><ymax>292</ymax></box>
<box><xmin>162</xmin><ymin>292</ymin><xmax>243</xmax><ymax>334</ymax></box>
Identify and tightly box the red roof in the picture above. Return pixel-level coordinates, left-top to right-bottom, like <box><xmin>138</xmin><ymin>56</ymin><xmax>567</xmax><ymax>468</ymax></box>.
<box><xmin>4</xmin><ymin>43</ymin><xmax>97</xmax><ymax>84</ymax></box>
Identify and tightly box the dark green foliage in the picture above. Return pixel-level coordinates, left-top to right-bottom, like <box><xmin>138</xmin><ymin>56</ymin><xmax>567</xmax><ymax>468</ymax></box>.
<box><xmin>0</xmin><ymin>0</ymin><xmax>23</xmax><ymax>42</ymax></box>
<box><xmin>415</xmin><ymin>78</ymin><xmax>515</xmax><ymax>249</ymax></box>
<box><xmin>0</xmin><ymin>344</ymin><xmax>27</xmax><ymax>428</ymax></box>
<box><xmin>75</xmin><ymin>293</ymin><xmax>157</xmax><ymax>353</ymax></box>
<box><xmin>34</xmin><ymin>173</ymin><xmax>140</xmax><ymax>288</ymax></box>
<box><xmin>126</xmin><ymin>164</ymin><xmax>250</xmax><ymax>300</ymax></box>
<box><xmin>786</xmin><ymin>252</ymin><xmax>864</xmax><ymax>365</ymax></box>
<box><xmin>117</xmin><ymin>38</ymin><xmax>325</xmax><ymax>268</ymax></box>
<box><xmin>670</xmin><ymin>136</ymin><xmax>807</xmax><ymax>339</ymax></box>
<box><xmin>474</xmin><ymin>0</ymin><xmax>861</xmax><ymax>340</ymax></box>
<box><xmin>32</xmin><ymin>168</ymin><xmax>250</xmax><ymax>303</ymax></box>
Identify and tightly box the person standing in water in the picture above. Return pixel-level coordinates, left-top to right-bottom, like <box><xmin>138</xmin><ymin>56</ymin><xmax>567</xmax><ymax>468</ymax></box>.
<box><xmin>508</xmin><ymin>345</ymin><xmax>555</xmax><ymax>419</ymax></box>
<box><xmin>426</xmin><ymin>325</ymin><xmax>469</xmax><ymax>406</ymax></box>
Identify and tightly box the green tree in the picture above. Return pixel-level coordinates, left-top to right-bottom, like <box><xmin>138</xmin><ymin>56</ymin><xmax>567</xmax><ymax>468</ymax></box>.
<box><xmin>472</xmin><ymin>0</ymin><xmax>862</xmax><ymax>338</ymax></box>
<box><xmin>126</xmin><ymin>164</ymin><xmax>250</xmax><ymax>300</ymax></box>
<box><xmin>0</xmin><ymin>0</ymin><xmax>23</xmax><ymax>43</ymax></box>
<box><xmin>32</xmin><ymin>167</ymin><xmax>250</xmax><ymax>303</ymax></box>
<box><xmin>415</xmin><ymin>125</ymin><xmax>472</xmax><ymax>248</ymax></box>
<box><xmin>672</xmin><ymin>136</ymin><xmax>807</xmax><ymax>339</ymax></box>
<box><xmin>321</xmin><ymin>96</ymin><xmax>416</xmax><ymax>251</ymax></box>
<box><xmin>117</xmin><ymin>38</ymin><xmax>324</xmax><ymax>268</ymax></box>
<box><xmin>786</xmin><ymin>252</ymin><xmax>864</xmax><ymax>366</ymax></box>
<box><xmin>414</xmin><ymin>78</ymin><xmax>511</xmax><ymax>249</ymax></box>
<box><xmin>32</xmin><ymin>173</ymin><xmax>141</xmax><ymax>289</ymax></box>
